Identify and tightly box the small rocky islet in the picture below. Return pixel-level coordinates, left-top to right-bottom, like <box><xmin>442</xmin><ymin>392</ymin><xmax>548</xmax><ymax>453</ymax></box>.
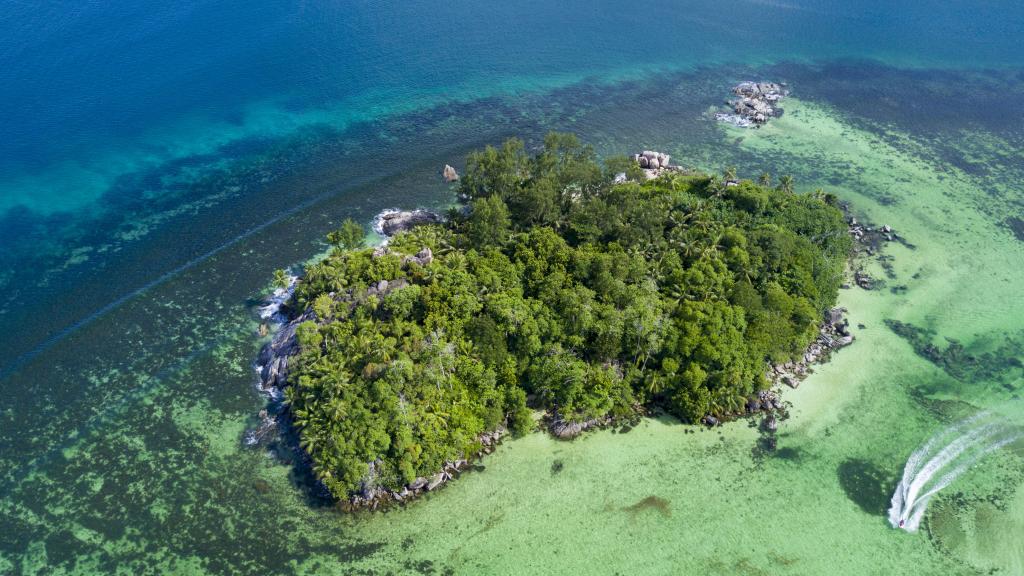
<box><xmin>716</xmin><ymin>81</ymin><xmax>789</xmax><ymax>127</ymax></box>
<box><xmin>251</xmin><ymin>132</ymin><xmax>884</xmax><ymax>508</ymax></box>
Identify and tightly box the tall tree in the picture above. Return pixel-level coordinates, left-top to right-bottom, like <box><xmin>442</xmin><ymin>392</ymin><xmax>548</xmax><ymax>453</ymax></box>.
<box><xmin>327</xmin><ymin>218</ymin><xmax>365</xmax><ymax>251</ymax></box>
<box><xmin>778</xmin><ymin>175</ymin><xmax>795</xmax><ymax>194</ymax></box>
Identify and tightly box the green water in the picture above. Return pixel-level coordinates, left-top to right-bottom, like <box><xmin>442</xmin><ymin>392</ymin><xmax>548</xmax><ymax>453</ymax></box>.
<box><xmin>2</xmin><ymin>64</ymin><xmax>1023</xmax><ymax>574</ymax></box>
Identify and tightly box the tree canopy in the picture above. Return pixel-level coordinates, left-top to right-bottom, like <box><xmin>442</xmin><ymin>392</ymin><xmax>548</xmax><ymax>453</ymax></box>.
<box><xmin>281</xmin><ymin>133</ymin><xmax>851</xmax><ymax>499</ymax></box>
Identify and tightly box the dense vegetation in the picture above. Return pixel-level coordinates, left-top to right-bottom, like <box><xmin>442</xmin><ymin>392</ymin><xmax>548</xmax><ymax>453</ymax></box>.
<box><xmin>282</xmin><ymin>133</ymin><xmax>851</xmax><ymax>498</ymax></box>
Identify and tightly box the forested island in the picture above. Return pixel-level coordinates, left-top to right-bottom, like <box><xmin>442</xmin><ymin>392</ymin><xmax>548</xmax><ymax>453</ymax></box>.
<box><xmin>258</xmin><ymin>133</ymin><xmax>852</xmax><ymax>506</ymax></box>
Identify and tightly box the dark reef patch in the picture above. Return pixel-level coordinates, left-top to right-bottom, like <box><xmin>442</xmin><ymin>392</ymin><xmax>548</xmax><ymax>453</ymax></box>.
<box><xmin>885</xmin><ymin>320</ymin><xmax>1024</xmax><ymax>388</ymax></box>
<box><xmin>621</xmin><ymin>495</ymin><xmax>672</xmax><ymax>519</ymax></box>
<box><xmin>907</xmin><ymin>391</ymin><xmax>978</xmax><ymax>423</ymax></box>
<box><xmin>774</xmin><ymin>447</ymin><xmax>801</xmax><ymax>461</ymax></box>
<box><xmin>837</xmin><ymin>458</ymin><xmax>894</xmax><ymax>516</ymax></box>
<box><xmin>1006</xmin><ymin>216</ymin><xmax>1024</xmax><ymax>242</ymax></box>
<box><xmin>551</xmin><ymin>459</ymin><xmax>564</xmax><ymax>475</ymax></box>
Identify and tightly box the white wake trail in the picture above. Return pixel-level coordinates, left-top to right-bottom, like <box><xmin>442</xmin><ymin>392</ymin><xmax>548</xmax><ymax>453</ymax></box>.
<box><xmin>901</xmin><ymin>432</ymin><xmax>1022</xmax><ymax>531</ymax></box>
<box><xmin>892</xmin><ymin>413</ymin><xmax>989</xmax><ymax>516</ymax></box>
<box><xmin>888</xmin><ymin>413</ymin><xmax>1017</xmax><ymax>532</ymax></box>
<box><xmin>901</xmin><ymin>423</ymin><xmax>1000</xmax><ymax>513</ymax></box>
<box><xmin>901</xmin><ymin>411</ymin><xmax>988</xmax><ymax>483</ymax></box>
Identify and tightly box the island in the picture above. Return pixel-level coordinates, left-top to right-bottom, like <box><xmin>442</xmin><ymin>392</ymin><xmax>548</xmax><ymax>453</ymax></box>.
<box><xmin>256</xmin><ymin>133</ymin><xmax>853</xmax><ymax>509</ymax></box>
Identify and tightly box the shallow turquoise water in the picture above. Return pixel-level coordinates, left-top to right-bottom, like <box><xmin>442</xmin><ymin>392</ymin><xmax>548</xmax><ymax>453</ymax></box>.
<box><xmin>1</xmin><ymin>1</ymin><xmax>1023</xmax><ymax>573</ymax></box>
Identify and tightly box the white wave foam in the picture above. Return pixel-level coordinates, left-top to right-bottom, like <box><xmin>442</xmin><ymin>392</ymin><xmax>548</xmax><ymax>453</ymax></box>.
<box><xmin>258</xmin><ymin>274</ymin><xmax>298</xmax><ymax>323</ymax></box>
<box><xmin>714</xmin><ymin>112</ymin><xmax>755</xmax><ymax>128</ymax></box>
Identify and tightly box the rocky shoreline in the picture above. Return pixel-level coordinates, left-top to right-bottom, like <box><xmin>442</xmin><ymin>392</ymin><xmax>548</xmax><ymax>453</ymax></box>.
<box><xmin>343</xmin><ymin>425</ymin><xmax>508</xmax><ymax>512</ymax></box>
<box><xmin>252</xmin><ymin>207</ymin><xmax>511</xmax><ymax>511</ymax></box>
<box><xmin>705</xmin><ymin>203</ymin><xmax>904</xmax><ymax>437</ymax></box>
<box><xmin>548</xmin><ymin>412</ymin><xmax>615</xmax><ymax>439</ymax></box>
<box><xmin>374</xmin><ymin>208</ymin><xmax>443</xmax><ymax>237</ymax></box>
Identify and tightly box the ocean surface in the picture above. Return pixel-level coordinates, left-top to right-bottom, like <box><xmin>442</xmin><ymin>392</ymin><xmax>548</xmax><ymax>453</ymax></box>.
<box><xmin>2</xmin><ymin>1</ymin><xmax>1023</xmax><ymax>573</ymax></box>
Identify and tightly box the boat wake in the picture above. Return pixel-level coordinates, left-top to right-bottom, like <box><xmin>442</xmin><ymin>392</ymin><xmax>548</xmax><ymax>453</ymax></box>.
<box><xmin>889</xmin><ymin>412</ymin><xmax>1020</xmax><ymax>532</ymax></box>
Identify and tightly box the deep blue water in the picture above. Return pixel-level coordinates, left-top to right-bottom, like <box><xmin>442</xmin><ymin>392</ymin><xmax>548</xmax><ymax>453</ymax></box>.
<box><xmin>1</xmin><ymin>1</ymin><xmax>1024</xmax><ymax>572</ymax></box>
<box><xmin>4</xmin><ymin>0</ymin><xmax>1023</xmax><ymax>212</ymax></box>
<box><xmin>3</xmin><ymin>1</ymin><xmax>1023</xmax><ymax>357</ymax></box>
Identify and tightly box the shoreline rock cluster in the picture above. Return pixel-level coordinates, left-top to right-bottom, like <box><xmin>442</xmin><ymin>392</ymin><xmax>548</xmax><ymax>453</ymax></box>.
<box><xmin>715</xmin><ymin>81</ymin><xmax>788</xmax><ymax>127</ymax></box>
<box><xmin>548</xmin><ymin>413</ymin><xmax>613</xmax><ymax>439</ymax></box>
<box><xmin>847</xmin><ymin>215</ymin><xmax>907</xmax><ymax>255</ymax></box>
<box><xmin>343</xmin><ymin>426</ymin><xmax>507</xmax><ymax>512</ymax></box>
<box><xmin>841</xmin><ymin>204</ymin><xmax>910</xmax><ymax>291</ymax></box>
<box><xmin>767</xmin><ymin>306</ymin><xmax>855</xmax><ymax>392</ymax></box>
<box><xmin>375</xmin><ymin>209</ymin><xmax>443</xmax><ymax>237</ymax></box>
<box><xmin>630</xmin><ymin>150</ymin><xmax>685</xmax><ymax>180</ymax></box>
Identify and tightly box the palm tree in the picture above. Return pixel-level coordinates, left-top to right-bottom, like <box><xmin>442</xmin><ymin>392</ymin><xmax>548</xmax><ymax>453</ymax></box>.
<box><xmin>723</xmin><ymin>166</ymin><xmax>737</xmax><ymax>182</ymax></box>
<box><xmin>326</xmin><ymin>269</ymin><xmax>347</xmax><ymax>293</ymax></box>
<box><xmin>758</xmin><ymin>172</ymin><xmax>772</xmax><ymax>187</ymax></box>
<box><xmin>699</xmin><ymin>231</ymin><xmax>726</xmax><ymax>260</ymax></box>
<box><xmin>706</xmin><ymin>175</ymin><xmax>726</xmax><ymax>198</ymax></box>
<box><xmin>326</xmin><ymin>397</ymin><xmax>347</xmax><ymax>422</ymax></box>
<box><xmin>778</xmin><ymin>175</ymin><xmax>795</xmax><ymax>194</ymax></box>
<box><xmin>646</xmin><ymin>373</ymin><xmax>665</xmax><ymax>396</ymax></box>
<box><xmin>273</xmin><ymin>269</ymin><xmax>291</xmax><ymax>290</ymax></box>
<box><xmin>421</xmin><ymin>403</ymin><xmax>450</xmax><ymax>430</ymax></box>
<box><xmin>304</xmin><ymin>262</ymin><xmax>330</xmax><ymax>286</ymax></box>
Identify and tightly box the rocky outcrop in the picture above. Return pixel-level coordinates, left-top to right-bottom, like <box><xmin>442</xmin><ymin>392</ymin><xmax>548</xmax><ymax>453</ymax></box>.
<box><xmin>402</xmin><ymin>247</ymin><xmax>433</xmax><ymax>267</ymax></box>
<box><xmin>768</xmin><ymin>307</ymin><xmax>855</xmax><ymax>391</ymax></box>
<box><xmin>630</xmin><ymin>150</ymin><xmax>684</xmax><ymax>180</ymax></box>
<box><xmin>549</xmin><ymin>414</ymin><xmax>612</xmax><ymax>439</ymax></box>
<box><xmin>426</xmin><ymin>472</ymin><xmax>446</xmax><ymax>491</ymax></box>
<box><xmin>715</xmin><ymin>81</ymin><xmax>789</xmax><ymax>127</ymax></box>
<box><xmin>848</xmin><ymin>216</ymin><xmax>907</xmax><ymax>253</ymax></box>
<box><xmin>377</xmin><ymin>209</ymin><xmax>443</xmax><ymax>237</ymax></box>
<box><xmin>843</xmin><ymin>205</ymin><xmax>912</xmax><ymax>291</ymax></box>
<box><xmin>442</xmin><ymin>164</ymin><xmax>459</xmax><ymax>183</ymax></box>
<box><xmin>854</xmin><ymin>270</ymin><xmax>875</xmax><ymax>290</ymax></box>
<box><xmin>745</xmin><ymin>389</ymin><xmax>783</xmax><ymax>414</ymax></box>
<box><xmin>243</xmin><ymin>408</ymin><xmax>280</xmax><ymax>447</ymax></box>
<box><xmin>256</xmin><ymin>308</ymin><xmax>313</xmax><ymax>393</ymax></box>
<box><xmin>633</xmin><ymin>150</ymin><xmax>671</xmax><ymax>170</ymax></box>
